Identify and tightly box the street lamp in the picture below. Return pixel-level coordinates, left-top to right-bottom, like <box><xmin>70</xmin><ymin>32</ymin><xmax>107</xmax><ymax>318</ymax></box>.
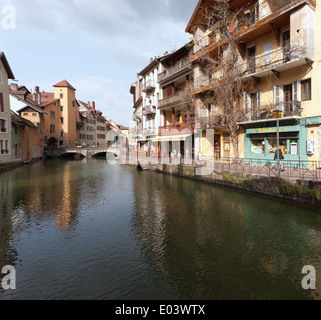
<box><xmin>273</xmin><ymin>107</ymin><xmax>283</xmax><ymax>177</ymax></box>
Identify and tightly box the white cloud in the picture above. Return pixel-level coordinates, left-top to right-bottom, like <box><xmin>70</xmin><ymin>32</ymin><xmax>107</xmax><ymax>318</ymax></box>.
<box><xmin>3</xmin><ymin>0</ymin><xmax>198</xmax><ymax>124</ymax></box>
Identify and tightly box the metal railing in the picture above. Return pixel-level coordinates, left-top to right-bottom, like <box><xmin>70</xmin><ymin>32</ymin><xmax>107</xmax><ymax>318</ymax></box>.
<box><xmin>241</xmin><ymin>45</ymin><xmax>311</xmax><ymax>77</ymax></box>
<box><xmin>190</xmin><ymin>0</ymin><xmax>315</xmax><ymax>58</ymax></box>
<box><xmin>201</xmin><ymin>157</ymin><xmax>320</xmax><ymax>181</ymax></box>
<box><xmin>142</xmin><ymin>80</ymin><xmax>156</xmax><ymax>92</ymax></box>
<box><xmin>158</xmin><ymin>121</ymin><xmax>196</xmax><ymax>136</ymax></box>
<box><xmin>158</xmin><ymin>58</ymin><xmax>191</xmax><ymax>82</ymax></box>
<box><xmin>143</xmin><ymin>105</ymin><xmax>157</xmax><ymax>115</ymax></box>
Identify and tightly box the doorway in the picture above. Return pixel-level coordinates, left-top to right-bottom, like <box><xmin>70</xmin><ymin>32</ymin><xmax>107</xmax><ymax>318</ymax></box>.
<box><xmin>247</xmin><ymin>45</ymin><xmax>256</xmax><ymax>73</ymax></box>
<box><xmin>282</xmin><ymin>30</ymin><xmax>291</xmax><ymax>63</ymax></box>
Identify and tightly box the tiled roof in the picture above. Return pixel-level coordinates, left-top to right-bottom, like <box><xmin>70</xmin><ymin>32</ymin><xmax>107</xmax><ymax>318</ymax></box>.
<box><xmin>53</xmin><ymin>80</ymin><xmax>76</xmax><ymax>91</ymax></box>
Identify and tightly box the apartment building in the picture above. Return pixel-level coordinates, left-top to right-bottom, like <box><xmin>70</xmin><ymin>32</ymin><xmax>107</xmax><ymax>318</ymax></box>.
<box><xmin>186</xmin><ymin>0</ymin><xmax>319</xmax><ymax>163</ymax></box>
<box><xmin>77</xmin><ymin>101</ymin><xmax>97</xmax><ymax>147</ymax></box>
<box><xmin>156</xmin><ymin>45</ymin><xmax>195</xmax><ymax>158</ymax></box>
<box><xmin>0</xmin><ymin>52</ymin><xmax>15</xmax><ymax>166</ymax></box>
<box><xmin>138</xmin><ymin>56</ymin><xmax>165</xmax><ymax>151</ymax></box>
<box><xmin>129</xmin><ymin>77</ymin><xmax>143</xmax><ymax>147</ymax></box>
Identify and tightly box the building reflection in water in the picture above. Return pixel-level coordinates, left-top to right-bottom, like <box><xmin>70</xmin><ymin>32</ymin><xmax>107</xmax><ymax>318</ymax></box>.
<box><xmin>131</xmin><ymin>170</ymin><xmax>321</xmax><ymax>300</ymax></box>
<box><xmin>0</xmin><ymin>160</ymin><xmax>84</xmax><ymax>269</ymax></box>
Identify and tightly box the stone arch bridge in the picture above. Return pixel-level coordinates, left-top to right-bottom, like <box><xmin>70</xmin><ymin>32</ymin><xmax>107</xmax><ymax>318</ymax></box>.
<box><xmin>45</xmin><ymin>147</ymin><xmax>119</xmax><ymax>159</ymax></box>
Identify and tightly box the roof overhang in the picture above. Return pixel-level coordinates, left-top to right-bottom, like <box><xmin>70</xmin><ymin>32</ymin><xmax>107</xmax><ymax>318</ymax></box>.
<box><xmin>0</xmin><ymin>52</ymin><xmax>15</xmax><ymax>80</ymax></box>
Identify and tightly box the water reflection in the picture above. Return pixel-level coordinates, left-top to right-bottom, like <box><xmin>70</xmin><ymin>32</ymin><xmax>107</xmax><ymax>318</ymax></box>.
<box><xmin>131</xmin><ymin>171</ymin><xmax>321</xmax><ymax>300</ymax></box>
<box><xmin>0</xmin><ymin>161</ymin><xmax>321</xmax><ymax>299</ymax></box>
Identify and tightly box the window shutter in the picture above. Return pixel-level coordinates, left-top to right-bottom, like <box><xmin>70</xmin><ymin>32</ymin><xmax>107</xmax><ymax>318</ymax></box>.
<box><xmin>257</xmin><ymin>90</ymin><xmax>261</xmax><ymax>114</ymax></box>
<box><xmin>243</xmin><ymin>92</ymin><xmax>249</xmax><ymax>112</ymax></box>
<box><xmin>263</xmin><ymin>42</ymin><xmax>272</xmax><ymax>63</ymax></box>
<box><xmin>274</xmin><ymin>85</ymin><xmax>280</xmax><ymax>106</ymax></box>
<box><xmin>293</xmin><ymin>81</ymin><xmax>298</xmax><ymax>102</ymax></box>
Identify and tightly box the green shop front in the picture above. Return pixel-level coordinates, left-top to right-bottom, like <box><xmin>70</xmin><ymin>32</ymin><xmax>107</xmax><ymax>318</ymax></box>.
<box><xmin>242</xmin><ymin>118</ymin><xmax>309</xmax><ymax>163</ymax></box>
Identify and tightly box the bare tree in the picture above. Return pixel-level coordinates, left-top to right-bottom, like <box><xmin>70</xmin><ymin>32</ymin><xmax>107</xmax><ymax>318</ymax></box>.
<box><xmin>189</xmin><ymin>0</ymin><xmax>255</xmax><ymax>159</ymax></box>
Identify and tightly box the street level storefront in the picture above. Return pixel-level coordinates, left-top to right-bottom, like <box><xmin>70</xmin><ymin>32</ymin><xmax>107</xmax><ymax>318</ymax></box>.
<box><xmin>242</xmin><ymin>118</ymin><xmax>311</xmax><ymax>163</ymax></box>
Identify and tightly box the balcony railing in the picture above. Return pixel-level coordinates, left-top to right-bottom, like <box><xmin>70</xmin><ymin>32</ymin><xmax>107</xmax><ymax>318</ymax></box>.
<box><xmin>191</xmin><ymin>0</ymin><xmax>315</xmax><ymax>60</ymax></box>
<box><xmin>133</xmin><ymin>109</ymin><xmax>142</xmax><ymax>121</ymax></box>
<box><xmin>248</xmin><ymin>101</ymin><xmax>303</xmax><ymax>121</ymax></box>
<box><xmin>158</xmin><ymin>122</ymin><xmax>195</xmax><ymax>136</ymax></box>
<box><xmin>142</xmin><ymin>80</ymin><xmax>156</xmax><ymax>92</ymax></box>
<box><xmin>158</xmin><ymin>93</ymin><xmax>188</xmax><ymax>108</ymax></box>
<box><xmin>241</xmin><ymin>45</ymin><xmax>312</xmax><ymax>78</ymax></box>
<box><xmin>143</xmin><ymin>105</ymin><xmax>157</xmax><ymax>115</ymax></box>
<box><xmin>158</xmin><ymin>58</ymin><xmax>191</xmax><ymax>83</ymax></box>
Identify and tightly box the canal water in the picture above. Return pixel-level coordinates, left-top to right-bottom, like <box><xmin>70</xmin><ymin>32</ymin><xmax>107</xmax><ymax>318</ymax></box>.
<box><xmin>0</xmin><ymin>159</ymin><xmax>321</xmax><ymax>300</ymax></box>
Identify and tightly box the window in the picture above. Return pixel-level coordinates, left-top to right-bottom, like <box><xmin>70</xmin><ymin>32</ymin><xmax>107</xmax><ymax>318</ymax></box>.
<box><xmin>72</xmin><ymin>101</ymin><xmax>75</xmax><ymax>108</ymax></box>
<box><xmin>60</xmin><ymin>106</ymin><xmax>63</xmax><ymax>112</ymax></box>
<box><xmin>248</xmin><ymin>8</ymin><xmax>256</xmax><ymax>26</ymax></box>
<box><xmin>50</xmin><ymin>111</ymin><xmax>56</xmax><ymax>119</ymax></box>
<box><xmin>0</xmin><ymin>118</ymin><xmax>7</xmax><ymax>133</ymax></box>
<box><xmin>60</xmin><ymin>130</ymin><xmax>64</xmax><ymax>137</ymax></box>
<box><xmin>32</xmin><ymin>113</ymin><xmax>37</xmax><ymax>117</ymax></box>
<box><xmin>0</xmin><ymin>93</ymin><xmax>3</xmax><ymax>112</ymax></box>
<box><xmin>60</xmin><ymin>117</ymin><xmax>64</xmax><ymax>124</ymax></box>
<box><xmin>0</xmin><ymin>140</ymin><xmax>9</xmax><ymax>155</ymax></box>
<box><xmin>250</xmin><ymin>135</ymin><xmax>265</xmax><ymax>154</ymax></box>
<box><xmin>60</xmin><ymin>93</ymin><xmax>63</xmax><ymax>99</ymax></box>
<box><xmin>301</xmin><ymin>79</ymin><xmax>311</xmax><ymax>101</ymax></box>
<box><xmin>23</xmin><ymin>113</ymin><xmax>28</xmax><ymax>117</ymax></box>
<box><xmin>50</xmin><ymin>125</ymin><xmax>56</xmax><ymax>133</ymax></box>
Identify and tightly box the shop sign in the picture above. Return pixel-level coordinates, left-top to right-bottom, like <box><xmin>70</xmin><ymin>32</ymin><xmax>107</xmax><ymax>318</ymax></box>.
<box><xmin>247</xmin><ymin>125</ymin><xmax>299</xmax><ymax>135</ymax></box>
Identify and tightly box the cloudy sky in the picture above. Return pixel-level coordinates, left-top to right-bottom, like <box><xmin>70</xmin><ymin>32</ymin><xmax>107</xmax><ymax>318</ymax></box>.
<box><xmin>1</xmin><ymin>0</ymin><xmax>197</xmax><ymax>126</ymax></box>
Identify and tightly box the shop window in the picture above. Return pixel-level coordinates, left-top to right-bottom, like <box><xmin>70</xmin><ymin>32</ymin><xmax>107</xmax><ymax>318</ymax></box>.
<box><xmin>251</xmin><ymin>135</ymin><xmax>265</xmax><ymax>154</ymax></box>
<box><xmin>301</xmin><ymin>79</ymin><xmax>311</xmax><ymax>101</ymax></box>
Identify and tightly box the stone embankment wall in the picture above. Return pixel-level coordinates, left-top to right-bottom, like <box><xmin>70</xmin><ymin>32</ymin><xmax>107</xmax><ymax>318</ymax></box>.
<box><xmin>134</xmin><ymin>163</ymin><xmax>321</xmax><ymax>209</ymax></box>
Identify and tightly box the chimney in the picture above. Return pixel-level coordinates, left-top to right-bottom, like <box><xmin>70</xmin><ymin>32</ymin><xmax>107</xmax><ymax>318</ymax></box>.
<box><xmin>35</xmin><ymin>86</ymin><xmax>41</xmax><ymax>104</ymax></box>
<box><xmin>10</xmin><ymin>83</ymin><xmax>18</xmax><ymax>91</ymax></box>
<box><xmin>88</xmin><ymin>101</ymin><xmax>91</xmax><ymax>108</ymax></box>
<box><xmin>92</xmin><ymin>101</ymin><xmax>96</xmax><ymax>111</ymax></box>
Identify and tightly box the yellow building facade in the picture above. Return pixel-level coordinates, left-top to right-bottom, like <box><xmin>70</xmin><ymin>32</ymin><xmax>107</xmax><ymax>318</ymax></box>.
<box><xmin>53</xmin><ymin>81</ymin><xmax>77</xmax><ymax>147</ymax></box>
<box><xmin>187</xmin><ymin>0</ymin><xmax>320</xmax><ymax>164</ymax></box>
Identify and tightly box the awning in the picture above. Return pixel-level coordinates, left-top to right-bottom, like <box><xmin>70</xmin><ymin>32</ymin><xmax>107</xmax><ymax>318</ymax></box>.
<box><xmin>152</xmin><ymin>134</ymin><xmax>193</xmax><ymax>142</ymax></box>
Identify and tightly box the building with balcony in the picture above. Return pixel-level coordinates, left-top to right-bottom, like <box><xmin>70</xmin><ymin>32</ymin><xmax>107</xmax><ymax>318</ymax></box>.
<box><xmin>130</xmin><ymin>77</ymin><xmax>144</xmax><ymax>146</ymax></box>
<box><xmin>155</xmin><ymin>45</ymin><xmax>195</xmax><ymax>158</ymax></box>
<box><xmin>186</xmin><ymin>0</ymin><xmax>320</xmax><ymax>162</ymax></box>
<box><xmin>137</xmin><ymin>56</ymin><xmax>167</xmax><ymax>150</ymax></box>
<box><xmin>0</xmin><ymin>52</ymin><xmax>15</xmax><ymax>167</ymax></box>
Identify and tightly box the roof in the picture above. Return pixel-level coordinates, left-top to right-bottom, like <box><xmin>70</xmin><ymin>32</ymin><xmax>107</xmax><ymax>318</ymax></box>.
<box><xmin>0</xmin><ymin>52</ymin><xmax>15</xmax><ymax>79</ymax></box>
<box><xmin>39</xmin><ymin>92</ymin><xmax>60</xmax><ymax>107</ymax></box>
<box><xmin>138</xmin><ymin>53</ymin><xmax>170</xmax><ymax>76</ymax></box>
<box><xmin>160</xmin><ymin>45</ymin><xmax>189</xmax><ymax>66</ymax></box>
<box><xmin>53</xmin><ymin>80</ymin><xmax>76</xmax><ymax>91</ymax></box>
<box><xmin>10</xmin><ymin>89</ymin><xmax>47</xmax><ymax>114</ymax></box>
<box><xmin>11</xmin><ymin>111</ymin><xmax>37</xmax><ymax>128</ymax></box>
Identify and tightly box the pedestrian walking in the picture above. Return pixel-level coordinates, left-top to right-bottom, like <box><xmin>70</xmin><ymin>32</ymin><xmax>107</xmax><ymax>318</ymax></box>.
<box><xmin>274</xmin><ymin>148</ymin><xmax>285</xmax><ymax>172</ymax></box>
